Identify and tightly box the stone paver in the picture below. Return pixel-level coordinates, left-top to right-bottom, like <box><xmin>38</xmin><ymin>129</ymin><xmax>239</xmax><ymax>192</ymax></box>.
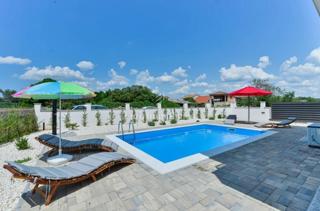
<box><xmin>15</xmin><ymin>126</ymin><xmax>320</xmax><ymax>211</ymax></box>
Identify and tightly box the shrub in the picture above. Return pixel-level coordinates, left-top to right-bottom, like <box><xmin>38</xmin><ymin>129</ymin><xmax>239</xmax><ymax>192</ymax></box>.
<box><xmin>153</xmin><ymin>110</ymin><xmax>158</xmax><ymax>121</ymax></box>
<box><xmin>132</xmin><ymin>108</ymin><xmax>137</xmax><ymax>123</ymax></box>
<box><xmin>163</xmin><ymin>108</ymin><xmax>168</xmax><ymax>121</ymax></box>
<box><xmin>148</xmin><ymin>121</ymin><xmax>155</xmax><ymax>126</ymax></box>
<box><xmin>82</xmin><ymin>111</ymin><xmax>88</xmax><ymax>127</ymax></box>
<box><xmin>120</xmin><ymin>109</ymin><xmax>126</xmax><ymax>124</ymax></box>
<box><xmin>15</xmin><ymin>157</ymin><xmax>32</xmax><ymax>163</ymax></box>
<box><xmin>217</xmin><ymin>114</ymin><xmax>222</xmax><ymax>119</ymax></box>
<box><xmin>209</xmin><ymin>117</ymin><xmax>215</xmax><ymax>120</ymax></box>
<box><xmin>170</xmin><ymin>119</ymin><xmax>177</xmax><ymax>124</ymax></box>
<box><xmin>109</xmin><ymin>109</ymin><xmax>115</xmax><ymax>125</ymax></box>
<box><xmin>160</xmin><ymin>121</ymin><xmax>166</xmax><ymax>125</ymax></box>
<box><xmin>181</xmin><ymin>108</ymin><xmax>185</xmax><ymax>120</ymax></box>
<box><xmin>211</xmin><ymin>108</ymin><xmax>216</xmax><ymax>120</ymax></box>
<box><xmin>173</xmin><ymin>108</ymin><xmax>177</xmax><ymax>120</ymax></box>
<box><xmin>189</xmin><ymin>109</ymin><xmax>194</xmax><ymax>119</ymax></box>
<box><xmin>197</xmin><ymin>108</ymin><xmax>201</xmax><ymax>119</ymax></box>
<box><xmin>15</xmin><ymin>137</ymin><xmax>30</xmax><ymax>150</ymax></box>
<box><xmin>0</xmin><ymin>110</ymin><xmax>38</xmax><ymax>145</ymax></box>
<box><xmin>205</xmin><ymin>108</ymin><xmax>208</xmax><ymax>119</ymax></box>
<box><xmin>66</xmin><ymin>123</ymin><xmax>79</xmax><ymax>130</ymax></box>
<box><xmin>143</xmin><ymin>110</ymin><xmax>147</xmax><ymax>123</ymax></box>
<box><xmin>64</xmin><ymin>112</ymin><xmax>71</xmax><ymax>128</ymax></box>
<box><xmin>95</xmin><ymin>111</ymin><xmax>102</xmax><ymax>126</ymax></box>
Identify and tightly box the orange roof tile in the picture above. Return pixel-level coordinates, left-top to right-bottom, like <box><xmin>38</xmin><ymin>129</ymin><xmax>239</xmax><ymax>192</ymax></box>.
<box><xmin>194</xmin><ymin>96</ymin><xmax>210</xmax><ymax>104</ymax></box>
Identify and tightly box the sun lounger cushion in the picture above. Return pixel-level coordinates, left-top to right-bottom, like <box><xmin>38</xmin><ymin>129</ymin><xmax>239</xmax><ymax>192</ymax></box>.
<box><xmin>37</xmin><ymin>134</ymin><xmax>118</xmax><ymax>150</ymax></box>
<box><xmin>277</xmin><ymin>117</ymin><xmax>296</xmax><ymax>125</ymax></box>
<box><xmin>6</xmin><ymin>152</ymin><xmax>131</xmax><ymax>180</ymax></box>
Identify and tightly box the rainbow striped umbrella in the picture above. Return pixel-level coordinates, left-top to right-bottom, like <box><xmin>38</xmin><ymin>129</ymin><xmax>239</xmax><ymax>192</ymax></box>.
<box><xmin>13</xmin><ymin>81</ymin><xmax>95</xmax><ymax>164</ymax></box>
<box><xmin>13</xmin><ymin>81</ymin><xmax>95</xmax><ymax>99</ymax></box>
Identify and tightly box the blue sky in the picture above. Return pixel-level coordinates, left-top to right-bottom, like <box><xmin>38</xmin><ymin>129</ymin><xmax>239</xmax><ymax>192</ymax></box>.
<box><xmin>1</xmin><ymin>0</ymin><xmax>320</xmax><ymax>97</ymax></box>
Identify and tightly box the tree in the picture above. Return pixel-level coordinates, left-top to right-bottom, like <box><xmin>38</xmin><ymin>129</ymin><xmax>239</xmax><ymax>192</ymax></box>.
<box><xmin>282</xmin><ymin>91</ymin><xmax>295</xmax><ymax>102</ymax></box>
<box><xmin>31</xmin><ymin>78</ymin><xmax>56</xmax><ymax>86</ymax></box>
<box><xmin>0</xmin><ymin>89</ymin><xmax>16</xmax><ymax>102</ymax></box>
<box><xmin>252</xmin><ymin>79</ymin><xmax>284</xmax><ymax>95</ymax></box>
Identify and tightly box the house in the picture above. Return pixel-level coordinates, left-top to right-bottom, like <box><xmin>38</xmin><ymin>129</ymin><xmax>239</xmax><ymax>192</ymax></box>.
<box><xmin>194</xmin><ymin>96</ymin><xmax>211</xmax><ymax>104</ymax></box>
<box><xmin>209</xmin><ymin>91</ymin><xmax>233</xmax><ymax>106</ymax></box>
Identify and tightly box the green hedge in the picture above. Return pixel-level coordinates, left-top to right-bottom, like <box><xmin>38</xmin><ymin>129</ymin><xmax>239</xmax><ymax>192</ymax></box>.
<box><xmin>0</xmin><ymin>109</ymin><xmax>38</xmax><ymax>145</ymax></box>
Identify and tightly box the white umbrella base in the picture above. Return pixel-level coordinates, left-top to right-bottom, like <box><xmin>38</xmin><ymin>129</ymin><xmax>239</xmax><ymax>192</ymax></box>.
<box><xmin>47</xmin><ymin>154</ymin><xmax>73</xmax><ymax>165</ymax></box>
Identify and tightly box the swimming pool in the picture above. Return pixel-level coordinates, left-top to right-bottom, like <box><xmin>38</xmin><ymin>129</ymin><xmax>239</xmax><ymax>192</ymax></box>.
<box><xmin>107</xmin><ymin>124</ymin><xmax>275</xmax><ymax>174</ymax></box>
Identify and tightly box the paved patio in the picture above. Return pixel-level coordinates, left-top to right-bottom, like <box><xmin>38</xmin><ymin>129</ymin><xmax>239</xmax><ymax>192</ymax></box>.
<box><xmin>15</xmin><ymin>126</ymin><xmax>320</xmax><ymax>211</ymax></box>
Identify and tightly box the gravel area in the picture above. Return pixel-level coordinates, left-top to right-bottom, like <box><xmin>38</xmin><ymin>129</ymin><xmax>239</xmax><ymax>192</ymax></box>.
<box><xmin>0</xmin><ymin>131</ymin><xmax>49</xmax><ymax>211</ymax></box>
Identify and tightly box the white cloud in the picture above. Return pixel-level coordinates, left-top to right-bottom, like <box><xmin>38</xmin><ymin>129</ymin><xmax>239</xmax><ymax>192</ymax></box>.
<box><xmin>175</xmin><ymin>79</ymin><xmax>189</xmax><ymax>86</ymax></box>
<box><xmin>129</xmin><ymin>69</ymin><xmax>138</xmax><ymax>75</ymax></box>
<box><xmin>96</xmin><ymin>69</ymin><xmax>129</xmax><ymax>90</ymax></box>
<box><xmin>191</xmin><ymin>82</ymin><xmax>209</xmax><ymax>88</ymax></box>
<box><xmin>171</xmin><ymin>67</ymin><xmax>188</xmax><ymax>78</ymax></box>
<box><xmin>258</xmin><ymin>56</ymin><xmax>270</xmax><ymax>68</ymax></box>
<box><xmin>118</xmin><ymin>61</ymin><xmax>127</xmax><ymax>69</ymax></box>
<box><xmin>276</xmin><ymin>48</ymin><xmax>320</xmax><ymax>97</ymax></box>
<box><xmin>20</xmin><ymin>66</ymin><xmax>87</xmax><ymax>81</ymax></box>
<box><xmin>0</xmin><ymin>56</ymin><xmax>31</xmax><ymax>65</ymax></box>
<box><xmin>195</xmin><ymin>73</ymin><xmax>207</xmax><ymax>82</ymax></box>
<box><xmin>156</xmin><ymin>72</ymin><xmax>177</xmax><ymax>83</ymax></box>
<box><xmin>152</xmin><ymin>86</ymin><xmax>161</xmax><ymax>94</ymax></box>
<box><xmin>135</xmin><ymin>70</ymin><xmax>155</xmax><ymax>85</ymax></box>
<box><xmin>107</xmin><ymin>69</ymin><xmax>129</xmax><ymax>86</ymax></box>
<box><xmin>170</xmin><ymin>85</ymin><xmax>190</xmax><ymax>95</ymax></box>
<box><xmin>280</xmin><ymin>56</ymin><xmax>298</xmax><ymax>71</ymax></box>
<box><xmin>77</xmin><ymin>60</ymin><xmax>94</xmax><ymax>70</ymax></box>
<box><xmin>282</xmin><ymin>62</ymin><xmax>320</xmax><ymax>76</ymax></box>
<box><xmin>220</xmin><ymin>64</ymin><xmax>274</xmax><ymax>81</ymax></box>
<box><xmin>307</xmin><ymin>47</ymin><xmax>320</xmax><ymax>63</ymax></box>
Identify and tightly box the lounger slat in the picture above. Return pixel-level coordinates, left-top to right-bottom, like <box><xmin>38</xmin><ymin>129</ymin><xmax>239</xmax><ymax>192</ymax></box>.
<box><xmin>102</xmin><ymin>140</ymin><xmax>119</xmax><ymax>150</ymax></box>
<box><xmin>67</xmin><ymin>162</ymin><xmax>96</xmax><ymax>174</ymax></box>
<box><xmin>91</xmin><ymin>152</ymin><xmax>129</xmax><ymax>161</ymax></box>
<box><xmin>78</xmin><ymin>158</ymin><xmax>106</xmax><ymax>168</ymax></box>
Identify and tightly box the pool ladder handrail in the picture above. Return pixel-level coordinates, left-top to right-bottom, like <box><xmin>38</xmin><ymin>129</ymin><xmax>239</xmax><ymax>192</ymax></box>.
<box><xmin>128</xmin><ymin>120</ymin><xmax>136</xmax><ymax>144</ymax></box>
<box><xmin>117</xmin><ymin>121</ymin><xmax>124</xmax><ymax>140</ymax></box>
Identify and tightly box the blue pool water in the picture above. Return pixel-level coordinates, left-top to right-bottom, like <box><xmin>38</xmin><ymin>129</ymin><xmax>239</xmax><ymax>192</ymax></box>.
<box><xmin>118</xmin><ymin>124</ymin><xmax>264</xmax><ymax>163</ymax></box>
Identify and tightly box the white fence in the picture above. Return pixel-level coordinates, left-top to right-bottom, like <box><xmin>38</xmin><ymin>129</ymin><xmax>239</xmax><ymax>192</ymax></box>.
<box><xmin>34</xmin><ymin>102</ymin><xmax>271</xmax><ymax>130</ymax></box>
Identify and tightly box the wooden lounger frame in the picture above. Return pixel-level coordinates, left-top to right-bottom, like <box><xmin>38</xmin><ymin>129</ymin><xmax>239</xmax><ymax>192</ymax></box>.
<box><xmin>259</xmin><ymin>123</ymin><xmax>292</xmax><ymax>128</ymax></box>
<box><xmin>3</xmin><ymin>158</ymin><xmax>135</xmax><ymax>205</ymax></box>
<box><xmin>35</xmin><ymin>136</ymin><xmax>114</xmax><ymax>156</ymax></box>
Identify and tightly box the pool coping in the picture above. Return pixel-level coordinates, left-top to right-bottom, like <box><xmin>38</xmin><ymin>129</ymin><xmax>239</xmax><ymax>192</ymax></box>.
<box><xmin>106</xmin><ymin>123</ymin><xmax>277</xmax><ymax>174</ymax></box>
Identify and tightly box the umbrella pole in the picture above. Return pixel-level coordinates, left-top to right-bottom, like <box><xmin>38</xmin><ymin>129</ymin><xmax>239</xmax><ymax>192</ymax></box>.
<box><xmin>59</xmin><ymin>96</ymin><xmax>62</xmax><ymax>156</ymax></box>
<box><xmin>248</xmin><ymin>96</ymin><xmax>250</xmax><ymax>123</ymax></box>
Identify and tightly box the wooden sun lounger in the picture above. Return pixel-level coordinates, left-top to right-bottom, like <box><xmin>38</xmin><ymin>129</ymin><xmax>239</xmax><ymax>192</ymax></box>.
<box><xmin>35</xmin><ymin>134</ymin><xmax>118</xmax><ymax>156</ymax></box>
<box><xmin>3</xmin><ymin>152</ymin><xmax>135</xmax><ymax>205</ymax></box>
<box><xmin>255</xmin><ymin>117</ymin><xmax>296</xmax><ymax>128</ymax></box>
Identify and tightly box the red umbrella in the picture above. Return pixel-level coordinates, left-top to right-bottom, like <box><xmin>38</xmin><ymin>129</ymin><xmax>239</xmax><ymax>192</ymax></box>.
<box><xmin>229</xmin><ymin>86</ymin><xmax>272</xmax><ymax>123</ymax></box>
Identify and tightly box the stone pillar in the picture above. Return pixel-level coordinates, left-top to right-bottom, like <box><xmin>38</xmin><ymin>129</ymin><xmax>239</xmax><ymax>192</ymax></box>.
<box><xmin>183</xmin><ymin>103</ymin><xmax>188</xmax><ymax>110</ymax></box>
<box><xmin>157</xmin><ymin>103</ymin><xmax>162</xmax><ymax>121</ymax></box>
<box><xmin>230</xmin><ymin>102</ymin><xmax>237</xmax><ymax>108</ymax></box>
<box><xmin>260</xmin><ymin>101</ymin><xmax>266</xmax><ymax>109</ymax></box>
<box><xmin>125</xmin><ymin>103</ymin><xmax>130</xmax><ymax>111</ymax></box>
<box><xmin>34</xmin><ymin>103</ymin><xmax>42</xmax><ymax>114</ymax></box>
<box><xmin>85</xmin><ymin>103</ymin><xmax>92</xmax><ymax>112</ymax></box>
<box><xmin>125</xmin><ymin>103</ymin><xmax>131</xmax><ymax>120</ymax></box>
